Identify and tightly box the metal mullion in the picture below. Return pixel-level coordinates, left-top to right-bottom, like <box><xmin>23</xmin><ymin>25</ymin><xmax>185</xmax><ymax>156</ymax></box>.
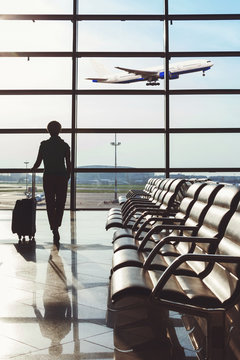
<box><xmin>164</xmin><ymin>0</ymin><xmax>170</xmax><ymax>179</ymax></box>
<box><xmin>0</xmin><ymin>90</ymin><xmax>72</xmax><ymax>95</ymax></box>
<box><xmin>0</xmin><ymin>14</ymin><xmax>74</xmax><ymax>21</ymax></box>
<box><xmin>76</xmin><ymin>51</ymin><xmax>165</xmax><ymax>57</ymax></box>
<box><xmin>169</xmin><ymin>51</ymin><xmax>240</xmax><ymax>57</ymax></box>
<box><xmin>75</xmin><ymin>168</ymin><xmax>166</xmax><ymax>173</ymax></box>
<box><xmin>0</xmin><ymin>14</ymin><xmax>164</xmax><ymax>21</ymax></box>
<box><xmin>2</xmin><ymin>167</ymin><xmax>240</xmax><ymax>174</ymax></box>
<box><xmin>74</xmin><ymin>128</ymin><xmax>165</xmax><ymax>133</ymax></box>
<box><xmin>70</xmin><ymin>0</ymin><xmax>78</xmax><ymax>211</ymax></box>
<box><xmin>0</xmin><ymin>128</ymin><xmax>72</xmax><ymax>134</ymax></box>
<box><xmin>170</xmin><ymin>128</ymin><xmax>240</xmax><ymax>134</ymax></box>
<box><xmin>0</xmin><ymin>52</ymin><xmax>72</xmax><ymax>57</ymax></box>
<box><xmin>76</xmin><ymin>90</ymin><xmax>165</xmax><ymax>95</ymax></box>
<box><xmin>168</xmin><ymin>14</ymin><xmax>240</xmax><ymax>21</ymax></box>
<box><xmin>170</xmin><ymin>89</ymin><xmax>240</xmax><ymax>95</ymax></box>
<box><xmin>170</xmin><ymin>168</ymin><xmax>240</xmax><ymax>173</ymax></box>
<box><xmin>77</xmin><ymin>14</ymin><xmax>164</xmax><ymax>21</ymax></box>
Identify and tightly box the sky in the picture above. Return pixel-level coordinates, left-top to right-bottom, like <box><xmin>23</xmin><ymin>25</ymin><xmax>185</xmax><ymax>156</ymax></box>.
<box><xmin>0</xmin><ymin>0</ymin><xmax>239</xmax><ymax>170</ymax></box>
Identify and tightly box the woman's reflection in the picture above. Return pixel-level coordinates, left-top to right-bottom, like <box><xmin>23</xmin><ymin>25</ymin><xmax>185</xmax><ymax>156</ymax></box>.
<box><xmin>34</xmin><ymin>247</ymin><xmax>71</xmax><ymax>355</ymax></box>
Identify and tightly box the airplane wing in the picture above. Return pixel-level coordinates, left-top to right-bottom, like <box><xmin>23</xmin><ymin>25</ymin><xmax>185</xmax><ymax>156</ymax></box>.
<box><xmin>86</xmin><ymin>77</ymin><xmax>108</xmax><ymax>81</ymax></box>
<box><xmin>115</xmin><ymin>66</ymin><xmax>159</xmax><ymax>77</ymax></box>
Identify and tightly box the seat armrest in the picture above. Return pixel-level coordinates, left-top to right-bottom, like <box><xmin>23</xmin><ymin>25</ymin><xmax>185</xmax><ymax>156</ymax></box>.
<box><xmin>143</xmin><ymin>236</ymin><xmax>217</xmax><ymax>268</ymax></box>
<box><xmin>134</xmin><ymin>215</ymin><xmax>185</xmax><ymax>238</ymax></box>
<box><xmin>151</xmin><ymin>253</ymin><xmax>240</xmax><ymax>301</ymax></box>
<box><xmin>138</xmin><ymin>224</ymin><xmax>198</xmax><ymax>251</ymax></box>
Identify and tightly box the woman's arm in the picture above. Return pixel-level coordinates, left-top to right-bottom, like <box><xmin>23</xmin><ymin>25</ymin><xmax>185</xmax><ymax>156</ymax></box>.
<box><xmin>66</xmin><ymin>147</ymin><xmax>72</xmax><ymax>180</ymax></box>
<box><xmin>31</xmin><ymin>148</ymin><xmax>43</xmax><ymax>171</ymax></box>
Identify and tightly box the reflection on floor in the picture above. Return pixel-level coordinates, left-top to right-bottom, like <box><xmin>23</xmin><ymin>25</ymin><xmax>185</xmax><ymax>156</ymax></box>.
<box><xmin>0</xmin><ymin>210</ymin><xmax>197</xmax><ymax>359</ymax></box>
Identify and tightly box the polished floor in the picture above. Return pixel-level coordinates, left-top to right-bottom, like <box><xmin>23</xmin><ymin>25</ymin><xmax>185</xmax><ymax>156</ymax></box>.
<box><xmin>0</xmin><ymin>210</ymin><xmax>198</xmax><ymax>359</ymax></box>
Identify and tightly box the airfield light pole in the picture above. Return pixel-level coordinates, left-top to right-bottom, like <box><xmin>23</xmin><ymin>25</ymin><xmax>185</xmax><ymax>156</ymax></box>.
<box><xmin>110</xmin><ymin>134</ymin><xmax>121</xmax><ymax>202</ymax></box>
<box><xmin>24</xmin><ymin>161</ymin><xmax>29</xmax><ymax>194</ymax></box>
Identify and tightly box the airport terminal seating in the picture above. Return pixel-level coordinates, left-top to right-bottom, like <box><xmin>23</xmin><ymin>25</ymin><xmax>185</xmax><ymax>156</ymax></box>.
<box><xmin>107</xmin><ymin>182</ymin><xmax>240</xmax><ymax>360</ymax></box>
<box><xmin>105</xmin><ymin>178</ymin><xmax>190</xmax><ymax>230</ymax></box>
<box><xmin>111</xmin><ymin>182</ymin><xmax>224</xmax><ymax>271</ymax></box>
<box><xmin>111</xmin><ymin>181</ymin><xmax>221</xmax><ymax>254</ymax></box>
<box><xmin>118</xmin><ymin>177</ymin><xmax>158</xmax><ymax>205</ymax></box>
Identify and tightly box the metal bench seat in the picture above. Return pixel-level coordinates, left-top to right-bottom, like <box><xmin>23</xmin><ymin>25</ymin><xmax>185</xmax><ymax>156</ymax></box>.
<box><xmin>107</xmin><ymin>184</ymin><xmax>240</xmax><ymax>359</ymax></box>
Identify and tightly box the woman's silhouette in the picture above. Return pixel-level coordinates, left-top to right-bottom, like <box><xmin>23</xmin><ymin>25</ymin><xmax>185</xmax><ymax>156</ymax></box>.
<box><xmin>32</xmin><ymin>121</ymin><xmax>71</xmax><ymax>244</ymax></box>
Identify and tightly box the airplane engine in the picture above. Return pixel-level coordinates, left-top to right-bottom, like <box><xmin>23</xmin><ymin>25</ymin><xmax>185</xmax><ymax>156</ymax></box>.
<box><xmin>159</xmin><ymin>72</ymin><xmax>179</xmax><ymax>80</ymax></box>
<box><xmin>159</xmin><ymin>71</ymin><xmax>164</xmax><ymax>79</ymax></box>
<box><xmin>169</xmin><ymin>72</ymin><xmax>179</xmax><ymax>79</ymax></box>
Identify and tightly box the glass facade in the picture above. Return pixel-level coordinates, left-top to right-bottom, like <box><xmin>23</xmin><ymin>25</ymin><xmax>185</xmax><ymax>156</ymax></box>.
<box><xmin>0</xmin><ymin>1</ymin><xmax>239</xmax><ymax>210</ymax></box>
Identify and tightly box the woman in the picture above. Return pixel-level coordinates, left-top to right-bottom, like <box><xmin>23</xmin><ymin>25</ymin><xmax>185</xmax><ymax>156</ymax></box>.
<box><xmin>32</xmin><ymin>121</ymin><xmax>71</xmax><ymax>244</ymax></box>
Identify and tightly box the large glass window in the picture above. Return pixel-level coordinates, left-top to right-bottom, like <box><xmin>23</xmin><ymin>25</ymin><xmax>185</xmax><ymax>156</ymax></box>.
<box><xmin>169</xmin><ymin>1</ymin><xmax>240</xmax><ymax>14</ymax></box>
<box><xmin>0</xmin><ymin>21</ymin><xmax>72</xmax><ymax>51</ymax></box>
<box><xmin>79</xmin><ymin>0</ymin><xmax>163</xmax><ymax>14</ymax></box>
<box><xmin>170</xmin><ymin>133</ymin><xmax>240</xmax><ymax>168</ymax></box>
<box><xmin>0</xmin><ymin>173</ymin><xmax>70</xmax><ymax>210</ymax></box>
<box><xmin>0</xmin><ymin>96</ymin><xmax>71</xmax><ymax>128</ymax></box>
<box><xmin>77</xmin><ymin>95</ymin><xmax>165</xmax><ymax>128</ymax></box>
<box><xmin>169</xmin><ymin>57</ymin><xmax>240</xmax><ymax>90</ymax></box>
<box><xmin>78</xmin><ymin>57</ymin><xmax>165</xmax><ymax>90</ymax></box>
<box><xmin>169</xmin><ymin>21</ymin><xmax>240</xmax><ymax>51</ymax></box>
<box><xmin>0</xmin><ymin>0</ymin><xmax>73</xmax><ymax>14</ymax></box>
<box><xmin>78</xmin><ymin>21</ymin><xmax>164</xmax><ymax>52</ymax></box>
<box><xmin>75</xmin><ymin>171</ymin><xmax>157</xmax><ymax>209</ymax></box>
<box><xmin>0</xmin><ymin>134</ymin><xmax>71</xmax><ymax>168</ymax></box>
<box><xmin>170</xmin><ymin>95</ymin><xmax>240</xmax><ymax>128</ymax></box>
<box><xmin>0</xmin><ymin>58</ymin><xmax>72</xmax><ymax>89</ymax></box>
<box><xmin>77</xmin><ymin>133</ymin><xmax>165</xmax><ymax>168</ymax></box>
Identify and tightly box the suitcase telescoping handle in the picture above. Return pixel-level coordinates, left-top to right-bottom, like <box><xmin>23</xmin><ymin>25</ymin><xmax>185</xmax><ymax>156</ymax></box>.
<box><xmin>32</xmin><ymin>172</ymin><xmax>36</xmax><ymax>200</ymax></box>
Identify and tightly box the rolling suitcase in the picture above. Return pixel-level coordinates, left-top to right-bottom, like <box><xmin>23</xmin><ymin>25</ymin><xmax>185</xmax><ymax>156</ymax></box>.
<box><xmin>12</xmin><ymin>173</ymin><xmax>36</xmax><ymax>243</ymax></box>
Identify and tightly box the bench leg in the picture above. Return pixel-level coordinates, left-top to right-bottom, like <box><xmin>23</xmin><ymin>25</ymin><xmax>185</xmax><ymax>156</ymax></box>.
<box><xmin>206</xmin><ymin>310</ymin><xmax>225</xmax><ymax>360</ymax></box>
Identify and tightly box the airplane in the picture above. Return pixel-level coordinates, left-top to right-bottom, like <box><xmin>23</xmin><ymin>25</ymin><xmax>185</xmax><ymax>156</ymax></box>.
<box><xmin>86</xmin><ymin>59</ymin><xmax>214</xmax><ymax>86</ymax></box>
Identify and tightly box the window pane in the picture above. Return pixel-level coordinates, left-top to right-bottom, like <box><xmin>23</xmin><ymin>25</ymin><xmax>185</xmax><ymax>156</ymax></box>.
<box><xmin>77</xmin><ymin>95</ymin><xmax>164</xmax><ymax>128</ymax></box>
<box><xmin>0</xmin><ymin>96</ymin><xmax>71</xmax><ymax>128</ymax></box>
<box><xmin>76</xmin><ymin>171</ymin><xmax>158</xmax><ymax>209</ymax></box>
<box><xmin>169</xmin><ymin>57</ymin><xmax>240</xmax><ymax>90</ymax></box>
<box><xmin>78</xmin><ymin>21</ymin><xmax>163</xmax><ymax>51</ymax></box>
<box><xmin>0</xmin><ymin>0</ymin><xmax>72</xmax><ymax>14</ymax></box>
<box><xmin>0</xmin><ymin>58</ymin><xmax>72</xmax><ymax>89</ymax></box>
<box><xmin>79</xmin><ymin>0</ymin><xmax>163</xmax><ymax>14</ymax></box>
<box><xmin>170</xmin><ymin>95</ymin><xmax>240</xmax><ymax>128</ymax></box>
<box><xmin>77</xmin><ymin>134</ymin><xmax>165</xmax><ymax>168</ymax></box>
<box><xmin>170</xmin><ymin>21</ymin><xmax>240</xmax><ymax>52</ymax></box>
<box><xmin>79</xmin><ymin>58</ymin><xmax>164</xmax><ymax>90</ymax></box>
<box><xmin>0</xmin><ymin>134</ymin><xmax>71</xmax><ymax>168</ymax></box>
<box><xmin>0</xmin><ymin>21</ymin><xmax>72</xmax><ymax>51</ymax></box>
<box><xmin>0</xmin><ymin>173</ymin><xmax>70</xmax><ymax>210</ymax></box>
<box><xmin>169</xmin><ymin>0</ymin><xmax>240</xmax><ymax>14</ymax></box>
<box><xmin>170</xmin><ymin>133</ymin><xmax>240</xmax><ymax>168</ymax></box>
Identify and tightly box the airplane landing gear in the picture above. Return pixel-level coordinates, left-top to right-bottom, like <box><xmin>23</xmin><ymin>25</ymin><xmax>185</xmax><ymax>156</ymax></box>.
<box><xmin>202</xmin><ymin>71</ymin><xmax>205</xmax><ymax>76</ymax></box>
<box><xmin>146</xmin><ymin>82</ymin><xmax>160</xmax><ymax>86</ymax></box>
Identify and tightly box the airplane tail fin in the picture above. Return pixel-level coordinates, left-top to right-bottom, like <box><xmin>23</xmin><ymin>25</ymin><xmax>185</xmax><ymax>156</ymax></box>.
<box><xmin>88</xmin><ymin>59</ymin><xmax>111</xmax><ymax>77</ymax></box>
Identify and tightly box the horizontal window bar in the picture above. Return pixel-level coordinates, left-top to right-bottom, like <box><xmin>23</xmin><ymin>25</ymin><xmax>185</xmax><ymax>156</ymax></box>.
<box><xmin>0</xmin><ymin>89</ymin><xmax>239</xmax><ymax>95</ymax></box>
<box><xmin>1</xmin><ymin>168</ymin><xmax>240</xmax><ymax>173</ymax></box>
<box><xmin>0</xmin><ymin>128</ymin><xmax>166</xmax><ymax>134</ymax></box>
<box><xmin>168</xmin><ymin>14</ymin><xmax>240</xmax><ymax>21</ymax></box>
<box><xmin>0</xmin><ymin>168</ymin><xmax>166</xmax><ymax>173</ymax></box>
<box><xmin>170</xmin><ymin>128</ymin><xmax>240</xmax><ymax>133</ymax></box>
<box><xmin>1</xmin><ymin>128</ymin><xmax>240</xmax><ymax>134</ymax></box>
<box><xmin>0</xmin><ymin>14</ymin><xmax>239</xmax><ymax>21</ymax></box>
<box><xmin>0</xmin><ymin>51</ymin><xmax>239</xmax><ymax>57</ymax></box>
<box><xmin>168</xmin><ymin>51</ymin><xmax>240</xmax><ymax>57</ymax></box>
